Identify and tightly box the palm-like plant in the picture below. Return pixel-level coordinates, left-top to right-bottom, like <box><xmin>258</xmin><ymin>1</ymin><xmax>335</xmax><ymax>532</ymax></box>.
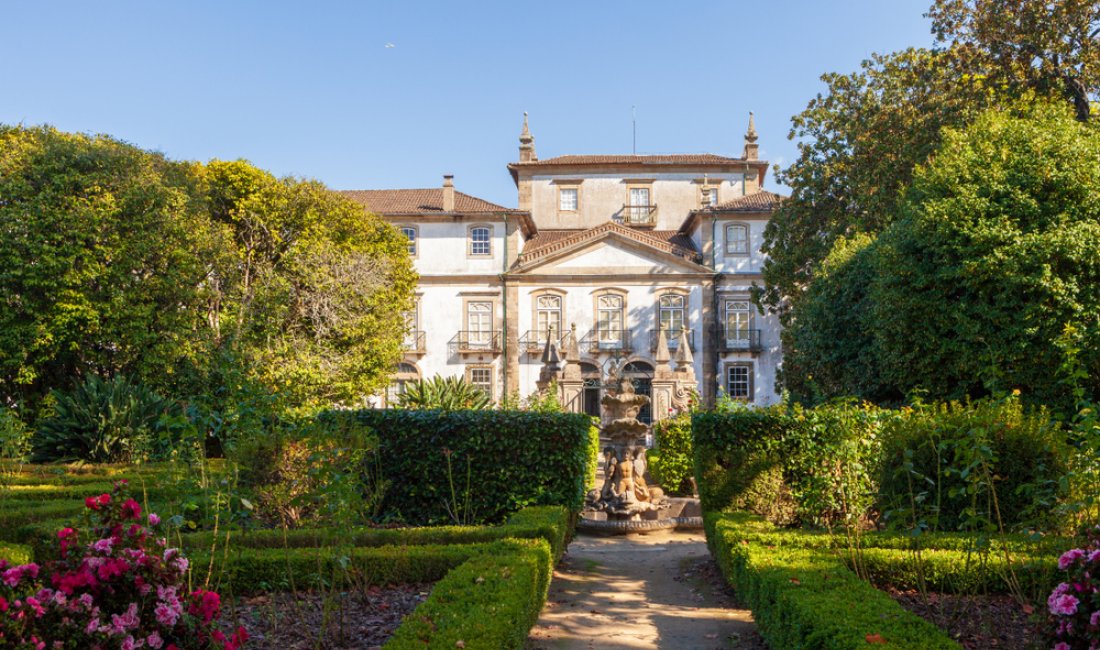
<box><xmin>32</xmin><ymin>374</ymin><xmax>186</xmax><ymax>463</ymax></box>
<box><xmin>397</xmin><ymin>375</ymin><xmax>491</xmax><ymax>411</ymax></box>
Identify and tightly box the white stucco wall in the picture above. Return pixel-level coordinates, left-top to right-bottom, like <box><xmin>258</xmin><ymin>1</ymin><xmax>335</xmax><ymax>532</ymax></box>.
<box><xmin>397</xmin><ymin>220</ymin><xmax>507</xmax><ymax>275</ymax></box>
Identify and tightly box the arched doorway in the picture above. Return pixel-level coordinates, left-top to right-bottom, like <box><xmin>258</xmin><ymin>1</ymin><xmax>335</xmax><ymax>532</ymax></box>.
<box><xmin>622</xmin><ymin>360</ymin><xmax>654</xmax><ymax>424</ymax></box>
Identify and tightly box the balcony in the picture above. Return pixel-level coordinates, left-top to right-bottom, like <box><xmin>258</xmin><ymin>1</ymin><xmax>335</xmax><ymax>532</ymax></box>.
<box><xmin>520</xmin><ymin>329</ymin><xmax>566</xmax><ymax>354</ymax></box>
<box><xmin>718</xmin><ymin>328</ymin><xmax>763</xmax><ymax>353</ymax></box>
<box><xmin>401</xmin><ymin>330</ymin><xmax>426</xmax><ymax>354</ymax></box>
<box><xmin>582</xmin><ymin>328</ymin><xmax>633</xmax><ymax>353</ymax></box>
<box><xmin>649</xmin><ymin>329</ymin><xmax>695</xmax><ymax>352</ymax></box>
<box><xmin>452</xmin><ymin>330</ymin><xmax>502</xmax><ymax>355</ymax></box>
<box><xmin>615</xmin><ymin>204</ymin><xmax>657</xmax><ymax>227</ymax></box>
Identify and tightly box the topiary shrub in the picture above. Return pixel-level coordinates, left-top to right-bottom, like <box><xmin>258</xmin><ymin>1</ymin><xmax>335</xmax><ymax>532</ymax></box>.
<box><xmin>31</xmin><ymin>375</ymin><xmax>192</xmax><ymax>463</ymax></box>
<box><xmin>649</xmin><ymin>415</ymin><xmax>695</xmax><ymax>496</ymax></box>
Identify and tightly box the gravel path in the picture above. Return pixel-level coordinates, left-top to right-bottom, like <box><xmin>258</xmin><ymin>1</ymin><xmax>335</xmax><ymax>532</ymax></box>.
<box><xmin>527</xmin><ymin>529</ymin><xmax>765</xmax><ymax>649</ymax></box>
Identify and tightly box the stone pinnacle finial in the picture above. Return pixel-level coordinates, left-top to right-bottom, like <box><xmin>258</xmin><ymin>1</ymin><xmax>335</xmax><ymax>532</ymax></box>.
<box><xmin>541</xmin><ymin>325</ymin><xmax>561</xmax><ymax>369</ymax></box>
<box><xmin>674</xmin><ymin>329</ymin><xmax>694</xmax><ymax>371</ymax></box>
<box><xmin>743</xmin><ymin>112</ymin><xmax>759</xmax><ymax>161</ymax></box>
<box><xmin>519</xmin><ymin>112</ymin><xmax>537</xmax><ymax>162</ymax></box>
<box><xmin>566</xmin><ymin>323</ymin><xmax>580</xmax><ymax>362</ymax></box>
<box><xmin>655</xmin><ymin>328</ymin><xmax>671</xmax><ymax>365</ymax></box>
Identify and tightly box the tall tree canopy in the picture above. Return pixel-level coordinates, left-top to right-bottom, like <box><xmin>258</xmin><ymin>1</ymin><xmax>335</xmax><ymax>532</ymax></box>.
<box><xmin>0</xmin><ymin>126</ymin><xmax>416</xmax><ymax>412</ymax></box>
<box><xmin>762</xmin><ymin>0</ymin><xmax>1100</xmax><ymax>318</ymax></box>
<box><xmin>784</xmin><ymin>103</ymin><xmax>1100</xmax><ymax>407</ymax></box>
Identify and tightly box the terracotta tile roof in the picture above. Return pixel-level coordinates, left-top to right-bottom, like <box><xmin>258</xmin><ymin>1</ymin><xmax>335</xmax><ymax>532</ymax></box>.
<box><xmin>339</xmin><ymin>189</ymin><xmax>511</xmax><ymax>214</ymax></box>
<box><xmin>709</xmin><ymin>190</ymin><xmax>785</xmax><ymax>212</ymax></box>
<box><xmin>513</xmin><ymin>154</ymin><xmax>749</xmax><ymax>167</ymax></box>
<box><xmin>517</xmin><ymin>224</ymin><xmax>699</xmax><ymax>267</ymax></box>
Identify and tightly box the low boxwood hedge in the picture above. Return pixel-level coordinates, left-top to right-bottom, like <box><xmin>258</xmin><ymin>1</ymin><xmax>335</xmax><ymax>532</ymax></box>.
<box><xmin>707</xmin><ymin>512</ymin><xmax>960</xmax><ymax>649</ymax></box>
<box><xmin>177</xmin><ymin>506</ymin><xmax>570</xmax><ymax>560</ymax></box>
<box><xmin>856</xmin><ymin>547</ymin><xmax>1059</xmax><ymax>598</ymax></box>
<box><xmin>385</xmin><ymin>538</ymin><xmax>552</xmax><ymax>649</ymax></box>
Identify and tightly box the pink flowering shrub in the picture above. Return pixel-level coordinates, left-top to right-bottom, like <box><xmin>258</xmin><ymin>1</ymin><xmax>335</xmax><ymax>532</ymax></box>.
<box><xmin>0</xmin><ymin>481</ymin><xmax>246</xmax><ymax>650</ymax></box>
<box><xmin>1045</xmin><ymin>526</ymin><xmax>1100</xmax><ymax>650</ymax></box>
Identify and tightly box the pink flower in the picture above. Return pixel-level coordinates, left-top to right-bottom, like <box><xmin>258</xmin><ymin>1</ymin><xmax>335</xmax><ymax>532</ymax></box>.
<box><xmin>147</xmin><ymin>513</ymin><xmax>160</xmax><ymax>527</ymax></box>
<box><xmin>146</xmin><ymin>631</ymin><xmax>163</xmax><ymax>649</ymax></box>
<box><xmin>92</xmin><ymin>538</ymin><xmax>114</xmax><ymax>554</ymax></box>
<box><xmin>1054</xmin><ymin>643</ymin><xmax>1070</xmax><ymax>650</ymax></box>
<box><xmin>1058</xmin><ymin>549</ymin><xmax>1087</xmax><ymax>570</ymax></box>
<box><xmin>120</xmin><ymin>498</ymin><xmax>141</xmax><ymax>520</ymax></box>
<box><xmin>1091</xmin><ymin>610</ymin><xmax>1100</xmax><ymax>627</ymax></box>
<box><xmin>154</xmin><ymin>603</ymin><xmax>178</xmax><ymax>627</ymax></box>
<box><xmin>1049</xmin><ymin>593</ymin><xmax>1080</xmax><ymax>616</ymax></box>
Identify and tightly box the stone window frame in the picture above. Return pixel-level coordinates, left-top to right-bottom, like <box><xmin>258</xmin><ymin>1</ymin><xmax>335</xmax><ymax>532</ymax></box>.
<box><xmin>624</xmin><ymin>180</ymin><xmax>655</xmax><ymax>221</ymax></box>
<box><xmin>399</xmin><ymin>224</ymin><xmax>419</xmax><ymax>258</ymax></box>
<box><xmin>656</xmin><ymin>287</ymin><xmax>690</xmax><ymax>344</ymax></box>
<box><xmin>467</xmin><ymin>224</ymin><xmax>493</xmax><ymax>258</ymax></box>
<box><xmin>591</xmin><ymin>287</ymin><xmax>629</xmax><ymax>347</ymax></box>
<box><xmin>465</xmin><ymin>364</ymin><xmax>495</xmax><ymax>400</ymax></box>
<box><xmin>725</xmin><ymin>362</ymin><xmax>754</xmax><ymax>402</ymax></box>
<box><xmin>724</xmin><ymin>222</ymin><xmax>750</xmax><ymax>256</ymax></box>
<box><xmin>401</xmin><ymin>295</ymin><xmax>420</xmax><ymax>348</ymax></box>
<box><xmin>462</xmin><ymin>296</ymin><xmax>496</xmax><ymax>342</ymax></box>
<box><xmin>530</xmin><ymin>288</ymin><xmax>567</xmax><ymax>343</ymax></box>
<box><xmin>553</xmin><ymin>179</ymin><xmax>583</xmax><ymax>216</ymax></box>
<box><xmin>722</xmin><ymin>296</ymin><xmax>754</xmax><ymax>342</ymax></box>
<box><xmin>699</xmin><ymin>184</ymin><xmax>720</xmax><ymax>208</ymax></box>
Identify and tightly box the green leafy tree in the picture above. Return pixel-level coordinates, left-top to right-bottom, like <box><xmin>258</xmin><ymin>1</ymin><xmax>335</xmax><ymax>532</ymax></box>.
<box><xmin>0</xmin><ymin>126</ymin><xmax>215</xmax><ymax>413</ymax></box>
<box><xmin>196</xmin><ymin>160</ymin><xmax>417</xmax><ymax>407</ymax></box>
<box><xmin>928</xmin><ymin>0</ymin><xmax>1100</xmax><ymax>121</ymax></box>
<box><xmin>869</xmin><ymin>102</ymin><xmax>1100</xmax><ymax>405</ymax></box>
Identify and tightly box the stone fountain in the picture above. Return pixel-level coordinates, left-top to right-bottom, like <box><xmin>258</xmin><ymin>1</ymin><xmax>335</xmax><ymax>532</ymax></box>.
<box><xmin>578</xmin><ymin>373</ymin><xmax>675</xmax><ymax>532</ymax></box>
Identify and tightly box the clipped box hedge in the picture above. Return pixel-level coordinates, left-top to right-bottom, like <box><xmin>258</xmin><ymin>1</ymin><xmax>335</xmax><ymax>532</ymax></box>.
<box><xmin>386</xmin><ymin>538</ymin><xmax>551</xmax><ymax>649</ymax></box>
<box><xmin>178</xmin><ymin>506</ymin><xmax>571</xmax><ymax>561</ymax></box>
<box><xmin>707</xmin><ymin>512</ymin><xmax>961</xmax><ymax>649</ymax></box>
<box><xmin>316</xmin><ymin>409</ymin><xmax>596</xmax><ymax>524</ymax></box>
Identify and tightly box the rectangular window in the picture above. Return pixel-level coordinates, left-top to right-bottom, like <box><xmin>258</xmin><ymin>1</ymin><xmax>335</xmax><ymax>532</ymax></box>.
<box><xmin>726</xmin><ymin>224</ymin><xmax>749</xmax><ymax>255</ymax></box>
<box><xmin>597</xmin><ymin>294</ymin><xmax>625</xmax><ymax>349</ymax></box>
<box><xmin>727</xmin><ymin>364</ymin><xmax>753</xmax><ymax>401</ymax></box>
<box><xmin>401</xmin><ymin>226</ymin><xmax>417</xmax><ymax>256</ymax></box>
<box><xmin>724</xmin><ymin>299</ymin><xmax>752</xmax><ymax>348</ymax></box>
<box><xmin>468</xmin><ymin>367</ymin><xmax>493</xmax><ymax>397</ymax></box>
<box><xmin>536</xmin><ymin>295</ymin><xmax>562</xmax><ymax>343</ymax></box>
<box><xmin>470</xmin><ymin>227</ymin><xmax>491</xmax><ymax>256</ymax></box>
<box><xmin>467</xmin><ymin>301</ymin><xmax>492</xmax><ymax>348</ymax></box>
<box><xmin>402</xmin><ymin>302</ymin><xmax>419</xmax><ymax>350</ymax></box>
<box><xmin>659</xmin><ymin>294</ymin><xmax>686</xmax><ymax>348</ymax></box>
<box><xmin>559</xmin><ymin>188</ymin><xmax>578</xmax><ymax>211</ymax></box>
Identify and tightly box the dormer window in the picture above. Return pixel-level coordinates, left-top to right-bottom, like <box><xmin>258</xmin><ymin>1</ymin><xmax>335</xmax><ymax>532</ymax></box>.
<box><xmin>725</xmin><ymin>223</ymin><xmax>749</xmax><ymax>255</ymax></box>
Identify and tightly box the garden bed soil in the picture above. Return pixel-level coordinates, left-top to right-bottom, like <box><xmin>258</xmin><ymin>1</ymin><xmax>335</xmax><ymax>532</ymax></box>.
<box><xmin>886</xmin><ymin>588</ymin><xmax>1040</xmax><ymax>649</ymax></box>
<box><xmin>221</xmin><ymin>583</ymin><xmax>432</xmax><ymax>649</ymax></box>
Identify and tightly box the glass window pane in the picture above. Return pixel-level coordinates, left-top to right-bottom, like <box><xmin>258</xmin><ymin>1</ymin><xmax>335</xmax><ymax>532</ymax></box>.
<box><xmin>726</xmin><ymin>224</ymin><xmax>748</xmax><ymax>254</ymax></box>
<box><xmin>471</xmin><ymin>227</ymin><xmax>490</xmax><ymax>255</ymax></box>
<box><xmin>560</xmin><ymin>188</ymin><xmax>577</xmax><ymax>211</ymax></box>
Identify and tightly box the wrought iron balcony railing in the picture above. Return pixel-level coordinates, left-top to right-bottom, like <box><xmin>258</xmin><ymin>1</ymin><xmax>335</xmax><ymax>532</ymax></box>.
<box><xmin>401</xmin><ymin>330</ymin><xmax>426</xmax><ymax>354</ymax></box>
<box><xmin>582</xmin><ymin>328</ymin><xmax>633</xmax><ymax>352</ymax></box>
<box><xmin>649</xmin><ymin>329</ymin><xmax>695</xmax><ymax>352</ymax></box>
<box><xmin>615</xmin><ymin>204</ymin><xmax>657</xmax><ymax>227</ymax></box>
<box><xmin>519</xmin><ymin>329</ymin><xmax>566</xmax><ymax>353</ymax></box>
<box><xmin>453</xmin><ymin>330</ymin><xmax>502</xmax><ymax>354</ymax></box>
<box><xmin>717</xmin><ymin>328</ymin><xmax>763</xmax><ymax>352</ymax></box>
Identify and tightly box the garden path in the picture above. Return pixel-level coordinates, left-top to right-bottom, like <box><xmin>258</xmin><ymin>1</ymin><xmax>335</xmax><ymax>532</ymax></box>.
<box><xmin>526</xmin><ymin>529</ymin><xmax>765</xmax><ymax>649</ymax></box>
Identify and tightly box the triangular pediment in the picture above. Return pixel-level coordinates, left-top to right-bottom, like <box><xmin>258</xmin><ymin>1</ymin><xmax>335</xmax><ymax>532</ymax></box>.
<box><xmin>512</xmin><ymin>222</ymin><xmax>707</xmax><ymax>275</ymax></box>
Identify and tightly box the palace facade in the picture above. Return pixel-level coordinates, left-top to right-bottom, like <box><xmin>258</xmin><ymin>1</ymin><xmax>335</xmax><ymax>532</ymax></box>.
<box><xmin>340</xmin><ymin>114</ymin><xmax>783</xmax><ymax>422</ymax></box>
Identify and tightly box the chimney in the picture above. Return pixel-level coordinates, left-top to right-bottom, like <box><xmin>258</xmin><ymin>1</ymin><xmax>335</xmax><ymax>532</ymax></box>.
<box><xmin>518</xmin><ymin>112</ymin><xmax>537</xmax><ymax>163</ymax></box>
<box><xmin>442</xmin><ymin>174</ymin><xmax>455</xmax><ymax>212</ymax></box>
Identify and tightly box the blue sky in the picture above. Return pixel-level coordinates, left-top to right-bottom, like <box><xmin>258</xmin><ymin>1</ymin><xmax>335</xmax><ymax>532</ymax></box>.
<box><xmin>2</xmin><ymin>1</ymin><xmax>933</xmax><ymax>207</ymax></box>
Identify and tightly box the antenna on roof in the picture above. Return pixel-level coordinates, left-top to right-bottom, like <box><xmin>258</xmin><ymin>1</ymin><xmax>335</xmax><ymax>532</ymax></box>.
<box><xmin>632</xmin><ymin>106</ymin><xmax>637</xmax><ymax>155</ymax></box>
